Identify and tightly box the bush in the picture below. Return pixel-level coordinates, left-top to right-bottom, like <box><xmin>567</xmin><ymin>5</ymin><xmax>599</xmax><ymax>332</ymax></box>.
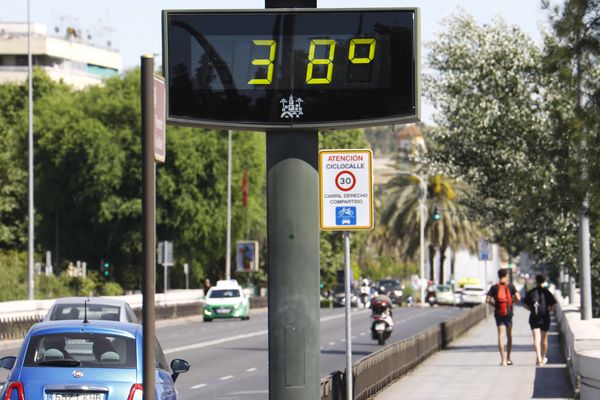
<box><xmin>320</xmin><ymin>298</ymin><xmax>333</xmax><ymax>308</ymax></box>
<box><xmin>101</xmin><ymin>282</ymin><xmax>124</xmax><ymax>296</ymax></box>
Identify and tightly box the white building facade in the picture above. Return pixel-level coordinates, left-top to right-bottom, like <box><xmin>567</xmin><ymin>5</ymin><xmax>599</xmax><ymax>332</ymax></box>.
<box><xmin>0</xmin><ymin>22</ymin><xmax>122</xmax><ymax>88</ymax></box>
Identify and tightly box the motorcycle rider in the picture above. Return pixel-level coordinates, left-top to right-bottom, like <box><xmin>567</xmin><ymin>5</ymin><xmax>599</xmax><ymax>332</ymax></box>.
<box><xmin>370</xmin><ymin>294</ymin><xmax>394</xmax><ymax>345</ymax></box>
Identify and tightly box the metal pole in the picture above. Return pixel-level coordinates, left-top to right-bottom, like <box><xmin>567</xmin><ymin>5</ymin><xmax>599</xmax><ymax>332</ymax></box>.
<box><xmin>343</xmin><ymin>231</ymin><xmax>353</xmax><ymax>400</ymax></box>
<box><xmin>163</xmin><ymin>265</ymin><xmax>167</xmax><ymax>293</ymax></box>
<box><xmin>484</xmin><ymin>259</ymin><xmax>488</xmax><ymax>318</ymax></box>
<box><xmin>575</xmin><ymin>25</ymin><xmax>592</xmax><ymax>320</ymax></box>
<box><xmin>266</xmin><ymin>130</ymin><xmax>320</xmax><ymax>400</ymax></box>
<box><xmin>141</xmin><ymin>54</ymin><xmax>156</xmax><ymax>400</ymax></box>
<box><xmin>27</xmin><ymin>0</ymin><xmax>35</xmax><ymax>301</ymax></box>
<box><xmin>419</xmin><ymin>177</ymin><xmax>426</xmax><ymax>306</ymax></box>
<box><xmin>579</xmin><ymin>204</ymin><xmax>592</xmax><ymax>319</ymax></box>
<box><xmin>226</xmin><ymin>129</ymin><xmax>232</xmax><ymax>280</ymax></box>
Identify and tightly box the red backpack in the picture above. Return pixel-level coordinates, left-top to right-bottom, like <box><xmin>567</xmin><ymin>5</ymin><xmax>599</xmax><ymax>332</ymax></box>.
<box><xmin>496</xmin><ymin>283</ymin><xmax>512</xmax><ymax>316</ymax></box>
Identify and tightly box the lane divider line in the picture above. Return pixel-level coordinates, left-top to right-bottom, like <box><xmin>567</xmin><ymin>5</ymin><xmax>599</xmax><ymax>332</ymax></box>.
<box><xmin>190</xmin><ymin>384</ymin><xmax>207</xmax><ymax>389</ymax></box>
<box><xmin>246</xmin><ymin>367</ymin><xmax>257</xmax><ymax>372</ymax></box>
<box><xmin>220</xmin><ymin>375</ymin><xmax>234</xmax><ymax>381</ymax></box>
<box><xmin>164</xmin><ymin>309</ymin><xmax>370</xmax><ymax>354</ymax></box>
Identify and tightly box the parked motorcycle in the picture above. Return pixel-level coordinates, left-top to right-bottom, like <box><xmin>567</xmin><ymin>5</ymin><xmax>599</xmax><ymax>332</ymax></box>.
<box><xmin>370</xmin><ymin>295</ymin><xmax>394</xmax><ymax>345</ymax></box>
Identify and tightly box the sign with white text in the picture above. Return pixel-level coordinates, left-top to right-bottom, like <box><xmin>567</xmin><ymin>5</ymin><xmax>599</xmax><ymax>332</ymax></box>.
<box><xmin>319</xmin><ymin>149</ymin><xmax>373</xmax><ymax>230</ymax></box>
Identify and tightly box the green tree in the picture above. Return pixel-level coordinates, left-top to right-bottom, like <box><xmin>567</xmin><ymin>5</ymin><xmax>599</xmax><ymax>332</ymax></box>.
<box><xmin>381</xmin><ymin>170</ymin><xmax>484</xmax><ymax>284</ymax></box>
<box><xmin>542</xmin><ymin>0</ymin><xmax>600</xmax><ymax>315</ymax></box>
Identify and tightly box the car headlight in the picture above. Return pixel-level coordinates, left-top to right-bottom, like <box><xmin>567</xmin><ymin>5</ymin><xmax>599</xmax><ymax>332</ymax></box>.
<box><xmin>394</xmin><ymin>290</ymin><xmax>403</xmax><ymax>297</ymax></box>
<box><xmin>204</xmin><ymin>308</ymin><xmax>213</xmax><ymax>315</ymax></box>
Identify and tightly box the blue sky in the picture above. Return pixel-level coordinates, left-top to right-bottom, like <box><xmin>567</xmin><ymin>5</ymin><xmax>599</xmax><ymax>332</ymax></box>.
<box><xmin>3</xmin><ymin>0</ymin><xmax>550</xmax><ymax>123</ymax></box>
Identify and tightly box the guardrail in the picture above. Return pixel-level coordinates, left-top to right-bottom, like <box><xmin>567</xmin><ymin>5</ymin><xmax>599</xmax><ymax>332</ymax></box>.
<box><xmin>320</xmin><ymin>304</ymin><xmax>486</xmax><ymax>400</ymax></box>
<box><xmin>0</xmin><ymin>292</ymin><xmax>269</xmax><ymax>341</ymax></box>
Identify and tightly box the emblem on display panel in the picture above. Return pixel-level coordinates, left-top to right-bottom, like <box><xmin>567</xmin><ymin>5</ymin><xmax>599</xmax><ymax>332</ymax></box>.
<box><xmin>280</xmin><ymin>95</ymin><xmax>304</xmax><ymax>119</ymax></box>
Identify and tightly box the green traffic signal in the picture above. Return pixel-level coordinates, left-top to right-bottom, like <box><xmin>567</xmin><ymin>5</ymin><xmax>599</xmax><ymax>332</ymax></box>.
<box><xmin>433</xmin><ymin>206</ymin><xmax>441</xmax><ymax>221</ymax></box>
<box><xmin>102</xmin><ymin>260</ymin><xmax>110</xmax><ymax>278</ymax></box>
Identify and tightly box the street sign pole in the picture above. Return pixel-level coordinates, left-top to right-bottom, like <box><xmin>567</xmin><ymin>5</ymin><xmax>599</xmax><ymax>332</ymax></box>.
<box><xmin>343</xmin><ymin>231</ymin><xmax>353</xmax><ymax>400</ymax></box>
<box><xmin>141</xmin><ymin>54</ymin><xmax>157</xmax><ymax>400</ymax></box>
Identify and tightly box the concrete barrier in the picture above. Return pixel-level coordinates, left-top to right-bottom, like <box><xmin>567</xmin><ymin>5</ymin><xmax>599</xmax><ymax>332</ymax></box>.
<box><xmin>0</xmin><ymin>291</ymin><xmax>269</xmax><ymax>341</ymax></box>
<box><xmin>554</xmin><ymin>290</ymin><xmax>600</xmax><ymax>400</ymax></box>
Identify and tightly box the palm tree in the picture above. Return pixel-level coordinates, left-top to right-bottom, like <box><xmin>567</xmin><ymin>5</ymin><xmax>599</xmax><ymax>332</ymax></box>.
<box><xmin>381</xmin><ymin>172</ymin><xmax>485</xmax><ymax>284</ymax></box>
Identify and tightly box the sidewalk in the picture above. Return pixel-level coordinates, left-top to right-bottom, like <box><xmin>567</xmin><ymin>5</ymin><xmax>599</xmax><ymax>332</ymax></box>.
<box><xmin>375</xmin><ymin>305</ymin><xmax>574</xmax><ymax>400</ymax></box>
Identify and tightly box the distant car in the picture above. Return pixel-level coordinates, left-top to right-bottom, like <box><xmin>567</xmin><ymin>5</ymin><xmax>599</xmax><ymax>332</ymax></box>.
<box><xmin>377</xmin><ymin>279</ymin><xmax>403</xmax><ymax>305</ymax></box>
<box><xmin>203</xmin><ymin>280</ymin><xmax>250</xmax><ymax>322</ymax></box>
<box><xmin>434</xmin><ymin>284</ymin><xmax>457</xmax><ymax>305</ymax></box>
<box><xmin>460</xmin><ymin>285</ymin><xmax>486</xmax><ymax>306</ymax></box>
<box><xmin>44</xmin><ymin>297</ymin><xmax>139</xmax><ymax>323</ymax></box>
<box><xmin>332</xmin><ymin>285</ymin><xmax>359</xmax><ymax>307</ymax></box>
<box><xmin>0</xmin><ymin>320</ymin><xmax>189</xmax><ymax>399</ymax></box>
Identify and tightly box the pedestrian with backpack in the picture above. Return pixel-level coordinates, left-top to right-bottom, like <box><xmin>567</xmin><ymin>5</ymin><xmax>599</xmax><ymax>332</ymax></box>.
<box><xmin>486</xmin><ymin>268</ymin><xmax>521</xmax><ymax>366</ymax></box>
<box><xmin>523</xmin><ymin>274</ymin><xmax>557</xmax><ymax>366</ymax></box>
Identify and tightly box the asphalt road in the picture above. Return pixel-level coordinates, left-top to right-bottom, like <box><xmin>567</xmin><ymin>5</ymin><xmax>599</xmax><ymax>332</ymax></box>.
<box><xmin>0</xmin><ymin>305</ymin><xmax>466</xmax><ymax>400</ymax></box>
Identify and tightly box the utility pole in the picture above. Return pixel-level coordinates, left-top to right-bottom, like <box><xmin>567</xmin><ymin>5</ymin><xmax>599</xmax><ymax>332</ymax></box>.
<box><xmin>226</xmin><ymin>130</ymin><xmax>232</xmax><ymax>280</ymax></box>
<box><xmin>576</xmin><ymin>23</ymin><xmax>592</xmax><ymax>320</ymax></box>
<box><xmin>141</xmin><ymin>54</ymin><xmax>157</xmax><ymax>400</ymax></box>
<box><xmin>419</xmin><ymin>176</ymin><xmax>427</xmax><ymax>305</ymax></box>
<box><xmin>27</xmin><ymin>0</ymin><xmax>35</xmax><ymax>301</ymax></box>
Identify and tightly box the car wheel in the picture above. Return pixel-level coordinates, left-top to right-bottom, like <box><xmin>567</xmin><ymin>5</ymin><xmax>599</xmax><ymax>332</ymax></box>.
<box><xmin>203</xmin><ymin>317</ymin><xmax>213</xmax><ymax>322</ymax></box>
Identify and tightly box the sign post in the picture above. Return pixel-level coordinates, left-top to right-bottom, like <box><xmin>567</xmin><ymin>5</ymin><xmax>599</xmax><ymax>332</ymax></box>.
<box><xmin>319</xmin><ymin>149</ymin><xmax>373</xmax><ymax>400</ymax></box>
<box><xmin>478</xmin><ymin>239</ymin><xmax>492</xmax><ymax>318</ymax></box>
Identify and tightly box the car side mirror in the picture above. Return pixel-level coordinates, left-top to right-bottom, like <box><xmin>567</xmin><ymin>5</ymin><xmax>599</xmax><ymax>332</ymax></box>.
<box><xmin>170</xmin><ymin>359</ymin><xmax>190</xmax><ymax>382</ymax></box>
<box><xmin>0</xmin><ymin>356</ymin><xmax>16</xmax><ymax>370</ymax></box>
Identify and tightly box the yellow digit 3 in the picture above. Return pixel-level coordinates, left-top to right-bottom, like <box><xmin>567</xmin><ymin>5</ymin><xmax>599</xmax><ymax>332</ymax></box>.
<box><xmin>248</xmin><ymin>40</ymin><xmax>277</xmax><ymax>85</ymax></box>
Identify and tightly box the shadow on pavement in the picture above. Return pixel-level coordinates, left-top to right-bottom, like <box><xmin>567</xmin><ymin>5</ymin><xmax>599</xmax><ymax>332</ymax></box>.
<box><xmin>532</xmin><ymin>366</ymin><xmax>574</xmax><ymax>399</ymax></box>
<box><xmin>445</xmin><ymin>344</ymin><xmax>532</xmax><ymax>352</ymax></box>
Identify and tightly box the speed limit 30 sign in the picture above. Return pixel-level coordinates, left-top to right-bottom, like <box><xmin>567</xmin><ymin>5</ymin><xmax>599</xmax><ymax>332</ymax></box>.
<box><xmin>319</xmin><ymin>149</ymin><xmax>373</xmax><ymax>230</ymax></box>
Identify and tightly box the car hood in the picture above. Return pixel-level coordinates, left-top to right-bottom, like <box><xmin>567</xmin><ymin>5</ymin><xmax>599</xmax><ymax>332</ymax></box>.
<box><xmin>15</xmin><ymin>367</ymin><xmax>137</xmax><ymax>400</ymax></box>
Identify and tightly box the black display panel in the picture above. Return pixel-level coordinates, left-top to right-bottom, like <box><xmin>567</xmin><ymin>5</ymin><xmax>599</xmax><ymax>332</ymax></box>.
<box><xmin>162</xmin><ymin>9</ymin><xmax>419</xmax><ymax>130</ymax></box>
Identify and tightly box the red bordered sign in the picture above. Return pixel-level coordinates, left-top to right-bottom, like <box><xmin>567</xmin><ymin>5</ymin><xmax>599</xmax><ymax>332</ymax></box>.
<box><xmin>319</xmin><ymin>149</ymin><xmax>373</xmax><ymax>231</ymax></box>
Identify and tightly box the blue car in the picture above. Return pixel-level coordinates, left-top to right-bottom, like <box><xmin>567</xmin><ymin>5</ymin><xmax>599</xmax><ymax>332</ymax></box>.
<box><xmin>0</xmin><ymin>320</ymin><xmax>189</xmax><ymax>399</ymax></box>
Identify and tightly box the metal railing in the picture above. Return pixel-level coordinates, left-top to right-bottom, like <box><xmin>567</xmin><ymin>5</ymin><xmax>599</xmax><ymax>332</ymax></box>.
<box><xmin>321</xmin><ymin>304</ymin><xmax>486</xmax><ymax>400</ymax></box>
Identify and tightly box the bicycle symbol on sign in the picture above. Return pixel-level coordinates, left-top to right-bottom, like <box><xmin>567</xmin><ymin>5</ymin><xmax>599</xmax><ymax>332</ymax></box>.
<box><xmin>336</xmin><ymin>207</ymin><xmax>356</xmax><ymax>226</ymax></box>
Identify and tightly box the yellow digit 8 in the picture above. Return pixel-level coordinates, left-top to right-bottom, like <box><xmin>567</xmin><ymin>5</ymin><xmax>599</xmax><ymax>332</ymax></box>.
<box><xmin>306</xmin><ymin>39</ymin><xmax>336</xmax><ymax>85</ymax></box>
<box><xmin>348</xmin><ymin>38</ymin><xmax>376</xmax><ymax>64</ymax></box>
<box><xmin>248</xmin><ymin>40</ymin><xmax>277</xmax><ymax>85</ymax></box>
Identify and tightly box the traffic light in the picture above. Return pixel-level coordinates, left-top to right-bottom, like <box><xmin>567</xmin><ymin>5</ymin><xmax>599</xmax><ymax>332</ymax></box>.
<box><xmin>432</xmin><ymin>206</ymin><xmax>441</xmax><ymax>222</ymax></box>
<box><xmin>101</xmin><ymin>259</ymin><xmax>111</xmax><ymax>279</ymax></box>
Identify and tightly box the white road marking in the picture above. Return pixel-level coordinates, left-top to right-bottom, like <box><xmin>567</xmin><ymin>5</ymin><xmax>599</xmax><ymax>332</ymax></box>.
<box><xmin>220</xmin><ymin>375</ymin><xmax>234</xmax><ymax>380</ymax></box>
<box><xmin>191</xmin><ymin>384</ymin><xmax>207</xmax><ymax>389</ymax></box>
<box><xmin>164</xmin><ymin>309</ymin><xmax>370</xmax><ymax>354</ymax></box>
<box><xmin>328</xmin><ymin>341</ymin><xmax>336</xmax><ymax>346</ymax></box>
<box><xmin>246</xmin><ymin>367</ymin><xmax>257</xmax><ymax>372</ymax></box>
<box><xmin>229</xmin><ymin>390</ymin><xmax>269</xmax><ymax>395</ymax></box>
<box><xmin>359</xmin><ymin>332</ymin><xmax>366</xmax><ymax>336</ymax></box>
<box><xmin>164</xmin><ymin>330</ymin><xmax>268</xmax><ymax>354</ymax></box>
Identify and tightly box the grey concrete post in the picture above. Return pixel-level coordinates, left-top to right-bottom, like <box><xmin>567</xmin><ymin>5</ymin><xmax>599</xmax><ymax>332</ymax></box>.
<box><xmin>266</xmin><ymin>131</ymin><xmax>320</xmax><ymax>400</ymax></box>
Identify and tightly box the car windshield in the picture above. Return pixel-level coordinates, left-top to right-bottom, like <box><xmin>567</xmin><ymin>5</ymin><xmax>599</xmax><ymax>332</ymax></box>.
<box><xmin>209</xmin><ymin>289</ymin><xmax>240</xmax><ymax>298</ymax></box>
<box><xmin>436</xmin><ymin>285</ymin><xmax>452</xmax><ymax>292</ymax></box>
<box><xmin>24</xmin><ymin>333</ymin><xmax>136</xmax><ymax>369</ymax></box>
<box><xmin>49</xmin><ymin>304</ymin><xmax>121</xmax><ymax>321</ymax></box>
<box><xmin>465</xmin><ymin>287</ymin><xmax>483</xmax><ymax>292</ymax></box>
<box><xmin>378</xmin><ymin>280</ymin><xmax>399</xmax><ymax>290</ymax></box>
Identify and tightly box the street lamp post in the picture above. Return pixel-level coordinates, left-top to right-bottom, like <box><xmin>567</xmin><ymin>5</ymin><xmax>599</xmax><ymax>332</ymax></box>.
<box><xmin>418</xmin><ymin>177</ymin><xmax>427</xmax><ymax>306</ymax></box>
<box><xmin>396</xmin><ymin>171</ymin><xmax>427</xmax><ymax>305</ymax></box>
